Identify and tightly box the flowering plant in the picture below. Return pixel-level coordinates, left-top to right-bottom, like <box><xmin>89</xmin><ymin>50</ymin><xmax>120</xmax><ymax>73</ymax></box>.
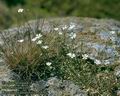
<box><xmin>0</xmin><ymin>20</ymin><xmax>119</xmax><ymax>95</ymax></box>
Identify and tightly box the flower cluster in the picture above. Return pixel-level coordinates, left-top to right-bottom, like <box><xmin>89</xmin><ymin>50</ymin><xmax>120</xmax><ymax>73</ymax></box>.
<box><xmin>62</xmin><ymin>25</ymin><xmax>67</xmax><ymax>30</ymax></box>
<box><xmin>32</xmin><ymin>33</ymin><xmax>42</xmax><ymax>42</ymax></box>
<box><xmin>82</xmin><ymin>54</ymin><xmax>102</xmax><ymax>65</ymax></box>
<box><xmin>36</xmin><ymin>40</ymin><xmax>42</xmax><ymax>44</ymax></box>
<box><xmin>82</xmin><ymin>54</ymin><xmax>89</xmax><ymax>60</ymax></box>
<box><xmin>46</xmin><ymin>62</ymin><xmax>52</xmax><ymax>66</ymax></box>
<box><xmin>94</xmin><ymin>59</ymin><xmax>101</xmax><ymax>65</ymax></box>
<box><xmin>69</xmin><ymin>32</ymin><xmax>76</xmax><ymax>39</ymax></box>
<box><xmin>67</xmin><ymin>53</ymin><xmax>76</xmax><ymax>58</ymax></box>
<box><xmin>18</xmin><ymin>8</ymin><xmax>24</xmax><ymax>13</ymax></box>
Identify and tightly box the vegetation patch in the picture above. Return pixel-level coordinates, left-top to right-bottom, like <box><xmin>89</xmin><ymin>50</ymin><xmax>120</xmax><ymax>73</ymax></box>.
<box><xmin>0</xmin><ymin>21</ymin><xmax>120</xmax><ymax>95</ymax></box>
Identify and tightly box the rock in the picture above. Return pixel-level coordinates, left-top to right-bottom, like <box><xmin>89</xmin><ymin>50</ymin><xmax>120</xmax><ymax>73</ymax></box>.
<box><xmin>30</xmin><ymin>80</ymin><xmax>47</xmax><ymax>92</ymax></box>
<box><xmin>0</xmin><ymin>58</ymin><xmax>11</xmax><ymax>86</ymax></box>
<box><xmin>117</xmin><ymin>89</ymin><xmax>120</xmax><ymax>96</ymax></box>
<box><xmin>30</xmin><ymin>77</ymin><xmax>87</xmax><ymax>96</ymax></box>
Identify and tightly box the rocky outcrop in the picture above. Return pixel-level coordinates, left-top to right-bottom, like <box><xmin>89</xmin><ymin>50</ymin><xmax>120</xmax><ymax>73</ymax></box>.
<box><xmin>0</xmin><ymin>17</ymin><xmax>120</xmax><ymax>95</ymax></box>
<box><xmin>30</xmin><ymin>77</ymin><xmax>87</xmax><ymax>96</ymax></box>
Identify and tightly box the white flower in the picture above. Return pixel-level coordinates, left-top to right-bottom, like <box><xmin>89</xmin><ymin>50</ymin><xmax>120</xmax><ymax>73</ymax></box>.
<box><xmin>62</xmin><ymin>25</ymin><xmax>67</xmax><ymax>30</ymax></box>
<box><xmin>32</xmin><ymin>34</ymin><xmax>42</xmax><ymax>41</ymax></box>
<box><xmin>110</xmin><ymin>31</ymin><xmax>115</xmax><ymax>34</ymax></box>
<box><xmin>31</xmin><ymin>37</ymin><xmax>38</xmax><ymax>41</ymax></box>
<box><xmin>36</xmin><ymin>40</ymin><xmax>42</xmax><ymax>44</ymax></box>
<box><xmin>68</xmin><ymin>23</ymin><xmax>75</xmax><ymax>30</ymax></box>
<box><xmin>36</xmin><ymin>33</ymin><xmax>42</xmax><ymax>38</ymax></box>
<box><xmin>115</xmin><ymin>70</ymin><xmax>120</xmax><ymax>76</ymax></box>
<box><xmin>104</xmin><ymin>60</ymin><xmax>110</xmax><ymax>65</ymax></box>
<box><xmin>69</xmin><ymin>33</ymin><xmax>76</xmax><ymax>39</ymax></box>
<box><xmin>67</xmin><ymin>53</ymin><xmax>76</xmax><ymax>58</ymax></box>
<box><xmin>42</xmin><ymin>45</ymin><xmax>49</xmax><ymax>49</ymax></box>
<box><xmin>82</xmin><ymin>54</ymin><xmax>89</xmax><ymax>60</ymax></box>
<box><xmin>54</xmin><ymin>28</ymin><xmax>59</xmax><ymax>31</ymax></box>
<box><xmin>58</xmin><ymin>32</ymin><xmax>63</xmax><ymax>35</ymax></box>
<box><xmin>18</xmin><ymin>8</ymin><xmax>24</xmax><ymax>13</ymax></box>
<box><xmin>46</xmin><ymin>62</ymin><xmax>52</xmax><ymax>66</ymax></box>
<box><xmin>17</xmin><ymin>39</ymin><xmax>24</xmax><ymax>43</ymax></box>
<box><xmin>94</xmin><ymin>59</ymin><xmax>101</xmax><ymax>65</ymax></box>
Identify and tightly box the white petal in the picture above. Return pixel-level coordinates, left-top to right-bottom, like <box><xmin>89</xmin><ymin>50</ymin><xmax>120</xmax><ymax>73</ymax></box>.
<box><xmin>18</xmin><ymin>8</ymin><xmax>24</xmax><ymax>13</ymax></box>
<box><xmin>42</xmin><ymin>45</ymin><xmax>49</xmax><ymax>49</ymax></box>
<box><xmin>95</xmin><ymin>59</ymin><xmax>101</xmax><ymax>65</ymax></box>
<box><xmin>68</xmin><ymin>24</ymin><xmax>75</xmax><ymax>30</ymax></box>
<box><xmin>36</xmin><ymin>40</ymin><xmax>42</xmax><ymax>44</ymax></box>
<box><xmin>58</xmin><ymin>32</ymin><xmax>63</xmax><ymax>35</ymax></box>
<box><xmin>31</xmin><ymin>37</ymin><xmax>37</xmax><ymax>41</ymax></box>
<box><xmin>62</xmin><ymin>25</ymin><xmax>67</xmax><ymax>30</ymax></box>
<box><xmin>54</xmin><ymin>28</ymin><xmax>59</xmax><ymax>31</ymax></box>
<box><xmin>110</xmin><ymin>31</ymin><xmax>115</xmax><ymax>34</ymax></box>
<box><xmin>46</xmin><ymin>62</ymin><xmax>52</xmax><ymax>66</ymax></box>
<box><xmin>69</xmin><ymin>33</ymin><xmax>76</xmax><ymax>39</ymax></box>
<box><xmin>67</xmin><ymin>53</ymin><xmax>76</xmax><ymax>58</ymax></box>
<box><xmin>36</xmin><ymin>34</ymin><xmax>42</xmax><ymax>38</ymax></box>
<box><xmin>18</xmin><ymin>39</ymin><xmax>24</xmax><ymax>43</ymax></box>
<box><xmin>82</xmin><ymin>54</ymin><xmax>89</xmax><ymax>60</ymax></box>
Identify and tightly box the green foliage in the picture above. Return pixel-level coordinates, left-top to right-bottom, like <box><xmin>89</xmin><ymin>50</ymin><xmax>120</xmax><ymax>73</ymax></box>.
<box><xmin>4</xmin><ymin>0</ymin><xmax>25</xmax><ymax>7</ymax></box>
<box><xmin>0</xmin><ymin>1</ymin><xmax>13</xmax><ymax>29</ymax></box>
<box><xmin>63</xmin><ymin>57</ymin><xmax>117</xmax><ymax>95</ymax></box>
<box><xmin>0</xmin><ymin>0</ymin><xmax>120</xmax><ymax>28</ymax></box>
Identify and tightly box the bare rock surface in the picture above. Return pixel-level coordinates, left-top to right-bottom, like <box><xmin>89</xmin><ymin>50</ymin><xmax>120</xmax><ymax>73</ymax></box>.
<box><xmin>30</xmin><ymin>77</ymin><xmax>87</xmax><ymax>96</ymax></box>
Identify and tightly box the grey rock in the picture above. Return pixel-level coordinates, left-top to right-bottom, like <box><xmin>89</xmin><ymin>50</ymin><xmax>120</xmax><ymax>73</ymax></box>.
<box><xmin>30</xmin><ymin>77</ymin><xmax>87</xmax><ymax>96</ymax></box>
<box><xmin>0</xmin><ymin>58</ymin><xmax>11</xmax><ymax>86</ymax></box>
<box><xmin>30</xmin><ymin>80</ymin><xmax>47</xmax><ymax>92</ymax></box>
